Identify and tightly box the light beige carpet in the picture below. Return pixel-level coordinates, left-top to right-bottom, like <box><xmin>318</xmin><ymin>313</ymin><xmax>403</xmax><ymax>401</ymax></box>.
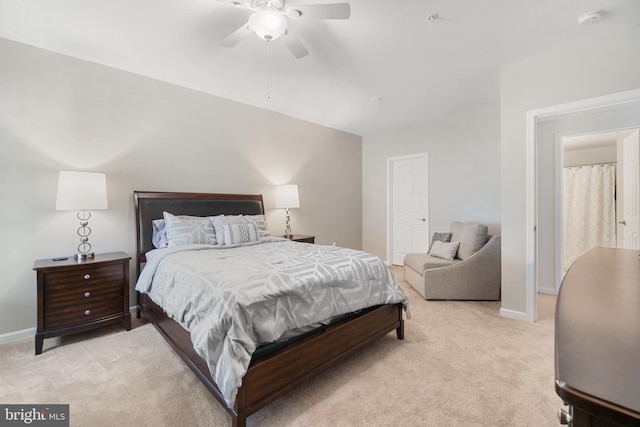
<box><xmin>0</xmin><ymin>267</ymin><xmax>559</xmax><ymax>426</ymax></box>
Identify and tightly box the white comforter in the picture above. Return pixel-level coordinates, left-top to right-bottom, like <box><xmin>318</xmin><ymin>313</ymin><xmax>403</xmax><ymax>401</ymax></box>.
<box><xmin>135</xmin><ymin>239</ymin><xmax>408</xmax><ymax>406</ymax></box>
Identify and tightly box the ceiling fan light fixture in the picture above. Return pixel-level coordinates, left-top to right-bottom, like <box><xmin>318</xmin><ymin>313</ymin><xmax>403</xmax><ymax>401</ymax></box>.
<box><xmin>249</xmin><ymin>10</ymin><xmax>287</xmax><ymax>41</ymax></box>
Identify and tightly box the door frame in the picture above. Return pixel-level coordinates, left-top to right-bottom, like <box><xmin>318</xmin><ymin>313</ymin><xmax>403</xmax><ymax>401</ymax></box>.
<box><xmin>525</xmin><ymin>88</ymin><xmax>640</xmax><ymax>322</ymax></box>
<box><xmin>386</xmin><ymin>153</ymin><xmax>429</xmax><ymax>265</ymax></box>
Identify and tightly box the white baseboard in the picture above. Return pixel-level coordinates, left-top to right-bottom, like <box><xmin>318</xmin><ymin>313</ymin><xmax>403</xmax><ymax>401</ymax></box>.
<box><xmin>499</xmin><ymin>307</ymin><xmax>529</xmax><ymax>321</ymax></box>
<box><xmin>538</xmin><ymin>286</ymin><xmax>557</xmax><ymax>295</ymax></box>
<box><xmin>0</xmin><ymin>327</ymin><xmax>35</xmax><ymax>345</ymax></box>
<box><xmin>0</xmin><ymin>306</ymin><xmax>139</xmax><ymax>346</ymax></box>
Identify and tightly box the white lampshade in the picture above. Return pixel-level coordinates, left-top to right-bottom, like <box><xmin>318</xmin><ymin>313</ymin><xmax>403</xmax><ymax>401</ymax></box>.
<box><xmin>249</xmin><ymin>10</ymin><xmax>287</xmax><ymax>41</ymax></box>
<box><xmin>275</xmin><ymin>184</ymin><xmax>300</xmax><ymax>209</ymax></box>
<box><xmin>56</xmin><ymin>171</ymin><xmax>108</xmax><ymax>211</ymax></box>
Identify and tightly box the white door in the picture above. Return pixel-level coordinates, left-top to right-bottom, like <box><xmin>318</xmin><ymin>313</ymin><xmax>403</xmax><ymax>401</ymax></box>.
<box><xmin>620</xmin><ymin>129</ymin><xmax>640</xmax><ymax>249</ymax></box>
<box><xmin>388</xmin><ymin>154</ymin><xmax>429</xmax><ymax>266</ymax></box>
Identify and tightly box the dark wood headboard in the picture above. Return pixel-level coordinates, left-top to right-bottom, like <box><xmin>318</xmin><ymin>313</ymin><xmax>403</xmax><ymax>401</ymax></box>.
<box><xmin>133</xmin><ymin>191</ymin><xmax>264</xmax><ymax>277</ymax></box>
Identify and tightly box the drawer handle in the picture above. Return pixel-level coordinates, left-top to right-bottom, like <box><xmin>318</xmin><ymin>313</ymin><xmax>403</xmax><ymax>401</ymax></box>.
<box><xmin>84</xmin><ymin>292</ymin><xmax>91</xmax><ymax>298</ymax></box>
<box><xmin>84</xmin><ymin>274</ymin><xmax>91</xmax><ymax>280</ymax></box>
<box><xmin>84</xmin><ymin>310</ymin><xmax>91</xmax><ymax>316</ymax></box>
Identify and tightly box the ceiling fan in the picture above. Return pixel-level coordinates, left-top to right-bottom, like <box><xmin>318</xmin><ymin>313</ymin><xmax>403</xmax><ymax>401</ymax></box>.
<box><xmin>218</xmin><ymin>0</ymin><xmax>351</xmax><ymax>58</ymax></box>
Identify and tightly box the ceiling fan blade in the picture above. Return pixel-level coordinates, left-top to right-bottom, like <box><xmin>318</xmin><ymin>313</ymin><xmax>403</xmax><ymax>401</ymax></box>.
<box><xmin>281</xmin><ymin>29</ymin><xmax>309</xmax><ymax>58</ymax></box>
<box><xmin>220</xmin><ymin>23</ymin><xmax>252</xmax><ymax>47</ymax></box>
<box><xmin>287</xmin><ymin>3</ymin><xmax>351</xmax><ymax>20</ymax></box>
<box><xmin>217</xmin><ymin>0</ymin><xmax>253</xmax><ymax>10</ymax></box>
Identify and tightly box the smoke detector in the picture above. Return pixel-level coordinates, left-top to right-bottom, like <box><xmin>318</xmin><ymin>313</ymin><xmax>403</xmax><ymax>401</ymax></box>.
<box><xmin>577</xmin><ymin>10</ymin><xmax>605</xmax><ymax>25</ymax></box>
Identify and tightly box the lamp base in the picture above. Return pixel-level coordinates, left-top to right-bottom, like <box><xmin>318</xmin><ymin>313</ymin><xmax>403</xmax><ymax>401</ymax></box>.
<box><xmin>74</xmin><ymin>252</ymin><xmax>95</xmax><ymax>261</ymax></box>
<box><xmin>75</xmin><ymin>210</ymin><xmax>95</xmax><ymax>262</ymax></box>
<box><xmin>284</xmin><ymin>208</ymin><xmax>293</xmax><ymax>238</ymax></box>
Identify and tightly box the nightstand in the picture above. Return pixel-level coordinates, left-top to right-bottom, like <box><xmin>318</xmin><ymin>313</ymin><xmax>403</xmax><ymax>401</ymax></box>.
<box><xmin>33</xmin><ymin>251</ymin><xmax>131</xmax><ymax>355</ymax></box>
<box><xmin>284</xmin><ymin>234</ymin><xmax>315</xmax><ymax>244</ymax></box>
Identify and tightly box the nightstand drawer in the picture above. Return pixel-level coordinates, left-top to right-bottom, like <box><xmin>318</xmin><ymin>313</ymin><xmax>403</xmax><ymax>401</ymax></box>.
<box><xmin>45</xmin><ymin>297</ymin><xmax>124</xmax><ymax>329</ymax></box>
<box><xmin>44</xmin><ymin>264</ymin><xmax>124</xmax><ymax>287</ymax></box>
<box><xmin>44</xmin><ymin>280</ymin><xmax>124</xmax><ymax>310</ymax></box>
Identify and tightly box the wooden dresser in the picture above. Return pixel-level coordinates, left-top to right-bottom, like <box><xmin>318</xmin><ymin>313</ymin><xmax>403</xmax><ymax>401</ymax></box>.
<box><xmin>33</xmin><ymin>252</ymin><xmax>131</xmax><ymax>355</ymax></box>
<box><xmin>555</xmin><ymin>247</ymin><xmax>640</xmax><ymax>426</ymax></box>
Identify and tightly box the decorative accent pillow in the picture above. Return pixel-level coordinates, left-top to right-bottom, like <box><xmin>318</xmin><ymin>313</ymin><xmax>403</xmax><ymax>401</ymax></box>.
<box><xmin>450</xmin><ymin>222</ymin><xmax>488</xmax><ymax>260</ymax></box>
<box><xmin>223</xmin><ymin>223</ymin><xmax>259</xmax><ymax>245</ymax></box>
<box><xmin>163</xmin><ymin>212</ymin><xmax>217</xmax><ymax>247</ymax></box>
<box><xmin>428</xmin><ymin>240</ymin><xmax>460</xmax><ymax>260</ymax></box>
<box><xmin>429</xmin><ymin>232</ymin><xmax>452</xmax><ymax>251</ymax></box>
<box><xmin>211</xmin><ymin>215</ymin><xmax>247</xmax><ymax>246</ymax></box>
<box><xmin>241</xmin><ymin>214</ymin><xmax>271</xmax><ymax>237</ymax></box>
<box><xmin>152</xmin><ymin>219</ymin><xmax>169</xmax><ymax>249</ymax></box>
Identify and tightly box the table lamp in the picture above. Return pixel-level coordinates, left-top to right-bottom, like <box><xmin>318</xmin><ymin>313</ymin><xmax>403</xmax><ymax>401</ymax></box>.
<box><xmin>275</xmin><ymin>184</ymin><xmax>300</xmax><ymax>238</ymax></box>
<box><xmin>55</xmin><ymin>171</ymin><xmax>108</xmax><ymax>260</ymax></box>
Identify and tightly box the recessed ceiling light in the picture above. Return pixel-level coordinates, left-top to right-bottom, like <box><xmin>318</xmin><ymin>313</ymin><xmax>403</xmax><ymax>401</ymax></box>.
<box><xmin>426</xmin><ymin>13</ymin><xmax>439</xmax><ymax>23</ymax></box>
<box><xmin>577</xmin><ymin>10</ymin><xmax>605</xmax><ymax>25</ymax></box>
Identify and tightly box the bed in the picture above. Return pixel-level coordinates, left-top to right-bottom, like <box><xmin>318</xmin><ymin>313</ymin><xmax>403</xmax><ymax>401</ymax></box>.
<box><xmin>134</xmin><ymin>191</ymin><xmax>406</xmax><ymax>427</ymax></box>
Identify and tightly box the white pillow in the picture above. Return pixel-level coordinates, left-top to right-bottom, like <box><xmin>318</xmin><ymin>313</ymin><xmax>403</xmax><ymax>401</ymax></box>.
<box><xmin>152</xmin><ymin>219</ymin><xmax>169</xmax><ymax>248</ymax></box>
<box><xmin>163</xmin><ymin>212</ymin><xmax>217</xmax><ymax>247</ymax></box>
<box><xmin>223</xmin><ymin>223</ymin><xmax>259</xmax><ymax>245</ymax></box>
<box><xmin>428</xmin><ymin>240</ymin><xmax>460</xmax><ymax>260</ymax></box>
<box><xmin>211</xmin><ymin>215</ymin><xmax>247</xmax><ymax>246</ymax></box>
<box><xmin>241</xmin><ymin>214</ymin><xmax>271</xmax><ymax>237</ymax></box>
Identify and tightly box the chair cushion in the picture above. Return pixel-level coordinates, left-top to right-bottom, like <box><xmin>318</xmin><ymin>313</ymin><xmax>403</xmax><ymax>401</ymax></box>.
<box><xmin>404</xmin><ymin>252</ymin><xmax>458</xmax><ymax>273</ymax></box>
<box><xmin>450</xmin><ymin>222</ymin><xmax>489</xmax><ymax>260</ymax></box>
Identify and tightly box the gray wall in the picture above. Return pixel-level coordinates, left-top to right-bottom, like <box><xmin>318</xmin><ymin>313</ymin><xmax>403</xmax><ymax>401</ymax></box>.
<box><xmin>362</xmin><ymin>106</ymin><xmax>502</xmax><ymax>261</ymax></box>
<box><xmin>0</xmin><ymin>38</ymin><xmax>362</xmax><ymax>338</ymax></box>
<box><xmin>500</xmin><ymin>26</ymin><xmax>640</xmax><ymax>316</ymax></box>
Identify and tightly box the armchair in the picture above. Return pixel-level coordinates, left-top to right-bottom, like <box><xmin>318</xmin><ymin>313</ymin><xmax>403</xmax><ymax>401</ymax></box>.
<box><xmin>403</xmin><ymin>222</ymin><xmax>501</xmax><ymax>300</ymax></box>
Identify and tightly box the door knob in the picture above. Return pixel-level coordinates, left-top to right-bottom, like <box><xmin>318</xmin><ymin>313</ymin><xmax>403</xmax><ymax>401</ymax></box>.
<box><xmin>417</xmin><ymin>218</ymin><xmax>426</xmax><ymax>222</ymax></box>
<box><xmin>618</xmin><ymin>220</ymin><xmax>626</xmax><ymax>225</ymax></box>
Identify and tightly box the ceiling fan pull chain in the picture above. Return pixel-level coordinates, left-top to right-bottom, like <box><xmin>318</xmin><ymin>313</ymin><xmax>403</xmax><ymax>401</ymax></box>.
<box><xmin>267</xmin><ymin>43</ymin><xmax>273</xmax><ymax>100</ymax></box>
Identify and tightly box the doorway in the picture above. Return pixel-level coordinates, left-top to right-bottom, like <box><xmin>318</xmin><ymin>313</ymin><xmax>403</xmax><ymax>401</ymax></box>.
<box><xmin>526</xmin><ymin>89</ymin><xmax>640</xmax><ymax>322</ymax></box>
<box><xmin>559</xmin><ymin>128</ymin><xmax>639</xmax><ymax>279</ymax></box>
<box><xmin>387</xmin><ymin>153</ymin><xmax>429</xmax><ymax>266</ymax></box>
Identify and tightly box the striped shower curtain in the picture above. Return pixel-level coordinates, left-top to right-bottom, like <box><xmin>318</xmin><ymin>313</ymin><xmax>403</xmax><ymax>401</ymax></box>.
<box><xmin>563</xmin><ymin>163</ymin><xmax>616</xmax><ymax>270</ymax></box>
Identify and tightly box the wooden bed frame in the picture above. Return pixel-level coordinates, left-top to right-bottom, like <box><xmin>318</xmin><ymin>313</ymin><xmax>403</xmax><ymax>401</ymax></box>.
<box><xmin>134</xmin><ymin>191</ymin><xmax>405</xmax><ymax>427</ymax></box>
